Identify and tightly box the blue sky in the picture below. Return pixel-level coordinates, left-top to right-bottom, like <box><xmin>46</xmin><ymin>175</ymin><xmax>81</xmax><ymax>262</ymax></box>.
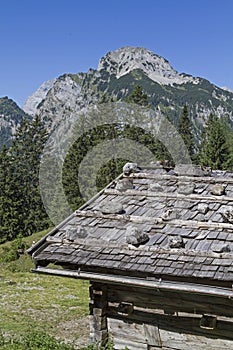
<box><xmin>1</xmin><ymin>0</ymin><xmax>233</xmax><ymax>107</ymax></box>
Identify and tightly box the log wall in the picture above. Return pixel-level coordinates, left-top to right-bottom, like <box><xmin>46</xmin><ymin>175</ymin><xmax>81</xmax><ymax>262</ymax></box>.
<box><xmin>89</xmin><ymin>282</ymin><xmax>233</xmax><ymax>350</ymax></box>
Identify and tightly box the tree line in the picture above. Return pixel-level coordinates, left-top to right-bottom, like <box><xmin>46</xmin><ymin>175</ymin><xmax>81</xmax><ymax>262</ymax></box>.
<box><xmin>0</xmin><ymin>116</ymin><xmax>50</xmax><ymax>242</ymax></box>
<box><xmin>0</xmin><ymin>85</ymin><xmax>233</xmax><ymax>243</ymax></box>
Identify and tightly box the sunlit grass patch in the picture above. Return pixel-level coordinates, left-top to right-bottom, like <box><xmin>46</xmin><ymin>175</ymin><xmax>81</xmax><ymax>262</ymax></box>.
<box><xmin>0</xmin><ymin>230</ymin><xmax>90</xmax><ymax>348</ymax></box>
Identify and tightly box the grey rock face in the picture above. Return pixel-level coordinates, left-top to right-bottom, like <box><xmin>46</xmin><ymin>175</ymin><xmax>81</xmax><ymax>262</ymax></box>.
<box><xmin>65</xmin><ymin>226</ymin><xmax>88</xmax><ymax>241</ymax></box>
<box><xmin>149</xmin><ymin>183</ymin><xmax>163</xmax><ymax>192</ymax></box>
<box><xmin>22</xmin><ymin>79</ymin><xmax>56</xmax><ymax>116</ymax></box>
<box><xmin>16</xmin><ymin>46</ymin><xmax>233</xmax><ymax>154</ymax></box>
<box><xmin>0</xmin><ymin>97</ymin><xmax>31</xmax><ymax>148</ymax></box>
<box><xmin>97</xmin><ymin>46</ymin><xmax>198</xmax><ymax>86</ymax></box>
<box><xmin>99</xmin><ymin>200</ymin><xmax>124</xmax><ymax>214</ymax></box>
<box><xmin>169</xmin><ymin>236</ymin><xmax>185</xmax><ymax>249</ymax></box>
<box><xmin>177</xmin><ymin>182</ymin><xmax>195</xmax><ymax>195</ymax></box>
<box><xmin>197</xmin><ymin>203</ymin><xmax>209</xmax><ymax>214</ymax></box>
<box><xmin>220</xmin><ymin>206</ymin><xmax>233</xmax><ymax>223</ymax></box>
<box><xmin>116</xmin><ymin>178</ymin><xmax>134</xmax><ymax>191</ymax></box>
<box><xmin>162</xmin><ymin>209</ymin><xmax>179</xmax><ymax>221</ymax></box>
<box><xmin>125</xmin><ymin>225</ymin><xmax>149</xmax><ymax>246</ymax></box>
<box><xmin>194</xmin><ymin>213</ymin><xmax>207</xmax><ymax>222</ymax></box>
<box><xmin>123</xmin><ymin>163</ymin><xmax>139</xmax><ymax>176</ymax></box>
<box><xmin>174</xmin><ymin>164</ymin><xmax>204</xmax><ymax>177</ymax></box>
<box><xmin>212</xmin><ymin>243</ymin><xmax>231</xmax><ymax>253</ymax></box>
<box><xmin>210</xmin><ymin>184</ymin><xmax>226</xmax><ymax>196</ymax></box>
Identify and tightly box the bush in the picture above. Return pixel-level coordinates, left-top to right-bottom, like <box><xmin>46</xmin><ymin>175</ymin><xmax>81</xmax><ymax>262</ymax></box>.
<box><xmin>80</xmin><ymin>338</ymin><xmax>129</xmax><ymax>350</ymax></box>
<box><xmin>0</xmin><ymin>331</ymin><xmax>75</xmax><ymax>350</ymax></box>
<box><xmin>0</xmin><ymin>245</ymin><xmax>19</xmax><ymax>262</ymax></box>
<box><xmin>0</xmin><ymin>234</ymin><xmax>28</xmax><ymax>263</ymax></box>
<box><xmin>0</xmin><ymin>331</ymin><xmax>129</xmax><ymax>350</ymax></box>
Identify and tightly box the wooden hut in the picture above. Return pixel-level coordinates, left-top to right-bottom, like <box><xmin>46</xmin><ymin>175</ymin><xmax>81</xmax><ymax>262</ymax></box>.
<box><xmin>28</xmin><ymin>163</ymin><xmax>233</xmax><ymax>350</ymax></box>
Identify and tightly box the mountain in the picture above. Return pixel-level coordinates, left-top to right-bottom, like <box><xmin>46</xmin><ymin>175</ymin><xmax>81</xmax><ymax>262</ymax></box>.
<box><xmin>0</xmin><ymin>97</ymin><xmax>31</xmax><ymax>148</ymax></box>
<box><xmin>22</xmin><ymin>47</ymin><xmax>233</xmax><ymax>137</ymax></box>
<box><xmin>23</xmin><ymin>79</ymin><xmax>56</xmax><ymax>116</ymax></box>
<box><xmin>2</xmin><ymin>47</ymin><xmax>233</xmax><ymax>149</ymax></box>
<box><xmin>97</xmin><ymin>46</ymin><xmax>199</xmax><ymax>85</ymax></box>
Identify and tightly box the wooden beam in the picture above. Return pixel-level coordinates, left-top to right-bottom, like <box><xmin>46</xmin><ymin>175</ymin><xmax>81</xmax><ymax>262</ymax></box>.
<box><xmin>104</xmin><ymin>188</ymin><xmax>233</xmax><ymax>203</ymax></box>
<box><xmin>107</xmin><ymin>314</ymin><xmax>233</xmax><ymax>350</ymax></box>
<box><xmin>75</xmin><ymin>209</ymin><xmax>158</xmax><ymax>224</ymax></box>
<box><xmin>33</xmin><ymin>267</ymin><xmax>233</xmax><ymax>299</ymax></box>
<box><xmin>107</xmin><ymin>286</ymin><xmax>233</xmax><ymax>317</ymax></box>
<box><xmin>75</xmin><ymin>209</ymin><xmax>233</xmax><ymax>230</ymax></box>
<box><xmin>130</xmin><ymin>172</ymin><xmax>233</xmax><ymax>184</ymax></box>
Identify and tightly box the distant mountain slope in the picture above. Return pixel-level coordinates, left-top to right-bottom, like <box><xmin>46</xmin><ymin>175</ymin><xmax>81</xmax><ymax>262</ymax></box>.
<box><xmin>0</xmin><ymin>97</ymin><xmax>31</xmax><ymax>148</ymax></box>
<box><xmin>23</xmin><ymin>79</ymin><xmax>56</xmax><ymax>116</ymax></box>
<box><xmin>2</xmin><ymin>47</ymin><xmax>233</xmax><ymax>148</ymax></box>
<box><xmin>97</xmin><ymin>46</ymin><xmax>199</xmax><ymax>85</ymax></box>
<box><xmin>22</xmin><ymin>47</ymin><xmax>233</xmax><ymax>137</ymax></box>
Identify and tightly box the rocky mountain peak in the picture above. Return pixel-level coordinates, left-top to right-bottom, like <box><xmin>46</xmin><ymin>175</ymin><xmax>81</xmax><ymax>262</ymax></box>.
<box><xmin>97</xmin><ymin>46</ymin><xmax>199</xmax><ymax>85</ymax></box>
<box><xmin>23</xmin><ymin>78</ymin><xmax>56</xmax><ymax>116</ymax></box>
<box><xmin>14</xmin><ymin>46</ymin><xmax>233</xmax><ymax>149</ymax></box>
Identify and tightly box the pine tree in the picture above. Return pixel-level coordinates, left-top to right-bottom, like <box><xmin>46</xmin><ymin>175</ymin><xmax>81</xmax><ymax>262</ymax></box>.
<box><xmin>125</xmin><ymin>85</ymin><xmax>173</xmax><ymax>165</ymax></box>
<box><xmin>23</xmin><ymin>115</ymin><xmax>49</xmax><ymax>232</ymax></box>
<box><xmin>0</xmin><ymin>134</ymin><xmax>28</xmax><ymax>241</ymax></box>
<box><xmin>178</xmin><ymin>105</ymin><xmax>195</xmax><ymax>159</ymax></box>
<box><xmin>224</xmin><ymin>128</ymin><xmax>233</xmax><ymax>170</ymax></box>
<box><xmin>0</xmin><ymin>146</ymin><xmax>14</xmax><ymax>241</ymax></box>
<box><xmin>62</xmin><ymin>124</ymin><xmax>123</xmax><ymax>209</ymax></box>
<box><xmin>0</xmin><ymin>116</ymin><xmax>49</xmax><ymax>242</ymax></box>
<box><xmin>198</xmin><ymin>114</ymin><xmax>230</xmax><ymax>170</ymax></box>
<box><xmin>126</xmin><ymin>84</ymin><xmax>148</xmax><ymax>106</ymax></box>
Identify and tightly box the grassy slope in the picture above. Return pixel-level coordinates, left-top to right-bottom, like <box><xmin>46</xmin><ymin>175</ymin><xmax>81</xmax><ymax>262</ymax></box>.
<box><xmin>0</xmin><ymin>230</ymin><xmax>90</xmax><ymax>349</ymax></box>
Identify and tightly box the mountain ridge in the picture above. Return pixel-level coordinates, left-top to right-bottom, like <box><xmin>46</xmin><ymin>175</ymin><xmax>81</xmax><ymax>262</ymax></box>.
<box><xmin>1</xmin><ymin>46</ymin><xmax>233</xmax><ymax>148</ymax></box>
<box><xmin>0</xmin><ymin>96</ymin><xmax>31</xmax><ymax>148</ymax></box>
<box><xmin>97</xmin><ymin>46</ymin><xmax>200</xmax><ymax>85</ymax></box>
<box><xmin>22</xmin><ymin>46</ymin><xmax>233</xmax><ymax>128</ymax></box>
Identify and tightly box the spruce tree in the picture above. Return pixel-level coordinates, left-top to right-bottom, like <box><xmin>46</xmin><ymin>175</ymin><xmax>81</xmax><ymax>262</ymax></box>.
<box><xmin>0</xmin><ymin>146</ymin><xmax>14</xmax><ymax>241</ymax></box>
<box><xmin>198</xmin><ymin>114</ymin><xmax>230</xmax><ymax>170</ymax></box>
<box><xmin>126</xmin><ymin>84</ymin><xmax>148</xmax><ymax>106</ymax></box>
<box><xmin>0</xmin><ymin>134</ymin><xmax>28</xmax><ymax>241</ymax></box>
<box><xmin>224</xmin><ymin>128</ymin><xmax>233</xmax><ymax>170</ymax></box>
<box><xmin>178</xmin><ymin>105</ymin><xmax>195</xmax><ymax>159</ymax></box>
<box><xmin>0</xmin><ymin>116</ymin><xmax>49</xmax><ymax>242</ymax></box>
<box><xmin>62</xmin><ymin>124</ymin><xmax>123</xmax><ymax>209</ymax></box>
<box><xmin>126</xmin><ymin>84</ymin><xmax>173</xmax><ymax>165</ymax></box>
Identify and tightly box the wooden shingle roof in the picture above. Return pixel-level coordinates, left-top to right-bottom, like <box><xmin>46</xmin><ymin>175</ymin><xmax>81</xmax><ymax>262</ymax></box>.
<box><xmin>29</xmin><ymin>163</ymin><xmax>233</xmax><ymax>287</ymax></box>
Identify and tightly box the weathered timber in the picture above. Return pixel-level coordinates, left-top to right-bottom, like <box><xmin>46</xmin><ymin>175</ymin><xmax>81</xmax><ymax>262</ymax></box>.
<box><xmin>159</xmin><ymin>328</ymin><xmax>233</xmax><ymax>350</ymax></box>
<box><xmin>108</xmin><ymin>318</ymin><xmax>148</xmax><ymax>349</ymax></box>
<box><xmin>112</xmin><ymin>337</ymin><xmax>148</xmax><ymax>350</ymax></box>
<box><xmin>130</xmin><ymin>172</ymin><xmax>233</xmax><ymax>184</ymax></box>
<box><xmin>75</xmin><ymin>209</ymin><xmax>158</xmax><ymax>224</ymax></box>
<box><xmin>76</xmin><ymin>210</ymin><xmax>233</xmax><ymax>229</ymax></box>
<box><xmin>33</xmin><ymin>267</ymin><xmax>233</xmax><ymax>299</ymax></box>
<box><xmin>144</xmin><ymin>323</ymin><xmax>162</xmax><ymax>346</ymax></box>
<box><xmin>107</xmin><ymin>285</ymin><xmax>233</xmax><ymax>318</ymax></box>
<box><xmin>27</xmin><ymin>212</ymin><xmax>76</xmax><ymax>255</ymax></box>
<box><xmin>89</xmin><ymin>284</ymin><xmax>108</xmax><ymax>346</ymax></box>
<box><xmin>28</xmin><ymin>165</ymin><xmax>233</xmax><ymax>349</ymax></box>
<box><xmin>107</xmin><ymin>308</ymin><xmax>233</xmax><ymax>340</ymax></box>
<box><xmin>108</xmin><ymin>315</ymin><xmax>233</xmax><ymax>350</ymax></box>
<box><xmin>104</xmin><ymin>187</ymin><xmax>233</xmax><ymax>203</ymax></box>
<box><xmin>75</xmin><ymin>208</ymin><xmax>233</xmax><ymax>230</ymax></box>
<box><xmin>105</xmin><ymin>281</ymin><xmax>233</xmax><ymax>348</ymax></box>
